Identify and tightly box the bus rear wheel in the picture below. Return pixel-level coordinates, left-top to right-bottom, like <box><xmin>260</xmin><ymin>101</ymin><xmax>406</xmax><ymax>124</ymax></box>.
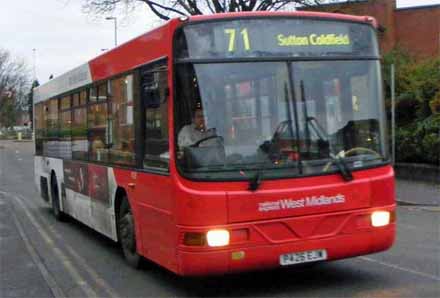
<box><xmin>50</xmin><ymin>174</ymin><xmax>65</xmax><ymax>221</ymax></box>
<box><xmin>118</xmin><ymin>198</ymin><xmax>141</xmax><ymax>269</ymax></box>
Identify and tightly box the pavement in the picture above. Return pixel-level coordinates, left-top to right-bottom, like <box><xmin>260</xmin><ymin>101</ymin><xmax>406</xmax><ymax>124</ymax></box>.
<box><xmin>396</xmin><ymin>179</ymin><xmax>439</xmax><ymax>206</ymax></box>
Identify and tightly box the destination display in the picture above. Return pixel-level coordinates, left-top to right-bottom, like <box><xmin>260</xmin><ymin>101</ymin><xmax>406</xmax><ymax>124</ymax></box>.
<box><xmin>177</xmin><ymin>18</ymin><xmax>378</xmax><ymax>59</ymax></box>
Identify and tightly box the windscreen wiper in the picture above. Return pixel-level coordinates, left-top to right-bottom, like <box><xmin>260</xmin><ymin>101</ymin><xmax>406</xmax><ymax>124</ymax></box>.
<box><xmin>248</xmin><ymin>170</ymin><xmax>262</xmax><ymax>191</ymax></box>
<box><xmin>329</xmin><ymin>153</ymin><xmax>354</xmax><ymax>182</ymax></box>
<box><xmin>240</xmin><ymin>169</ymin><xmax>263</xmax><ymax>191</ymax></box>
<box><xmin>306</xmin><ymin>116</ymin><xmax>353</xmax><ymax>182</ymax></box>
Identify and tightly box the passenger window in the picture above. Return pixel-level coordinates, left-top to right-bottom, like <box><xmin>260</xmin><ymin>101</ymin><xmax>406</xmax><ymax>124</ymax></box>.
<box><xmin>72</xmin><ymin>106</ymin><xmax>88</xmax><ymax>160</ymax></box>
<box><xmin>89</xmin><ymin>86</ymin><xmax>98</xmax><ymax>102</ymax></box>
<box><xmin>46</xmin><ymin>98</ymin><xmax>59</xmax><ymax>157</ymax></box>
<box><xmin>73</xmin><ymin>93</ymin><xmax>80</xmax><ymax>106</ymax></box>
<box><xmin>34</xmin><ymin>103</ymin><xmax>44</xmax><ymax>155</ymax></box>
<box><xmin>88</xmin><ymin>101</ymin><xmax>109</xmax><ymax>162</ymax></box>
<box><xmin>141</xmin><ymin>61</ymin><xmax>169</xmax><ymax>170</ymax></box>
<box><xmin>98</xmin><ymin>83</ymin><xmax>108</xmax><ymax>101</ymax></box>
<box><xmin>80</xmin><ymin>89</ymin><xmax>87</xmax><ymax>105</ymax></box>
<box><xmin>60</xmin><ymin>95</ymin><xmax>72</xmax><ymax>159</ymax></box>
<box><xmin>109</xmin><ymin>74</ymin><xmax>136</xmax><ymax>165</ymax></box>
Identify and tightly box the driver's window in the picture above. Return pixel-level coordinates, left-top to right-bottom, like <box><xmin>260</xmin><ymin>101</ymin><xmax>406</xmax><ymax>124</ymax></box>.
<box><xmin>141</xmin><ymin>60</ymin><xmax>169</xmax><ymax>171</ymax></box>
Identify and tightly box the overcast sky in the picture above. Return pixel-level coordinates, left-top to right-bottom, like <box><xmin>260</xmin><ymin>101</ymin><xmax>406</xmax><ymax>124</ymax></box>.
<box><xmin>1</xmin><ymin>0</ymin><xmax>439</xmax><ymax>85</ymax></box>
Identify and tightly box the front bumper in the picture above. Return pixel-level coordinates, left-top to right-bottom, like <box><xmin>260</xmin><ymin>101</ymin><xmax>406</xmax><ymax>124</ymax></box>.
<box><xmin>176</xmin><ymin>205</ymin><xmax>396</xmax><ymax>276</ymax></box>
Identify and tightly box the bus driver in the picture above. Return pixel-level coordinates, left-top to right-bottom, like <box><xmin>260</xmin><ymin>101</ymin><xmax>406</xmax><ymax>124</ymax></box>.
<box><xmin>178</xmin><ymin>107</ymin><xmax>217</xmax><ymax>148</ymax></box>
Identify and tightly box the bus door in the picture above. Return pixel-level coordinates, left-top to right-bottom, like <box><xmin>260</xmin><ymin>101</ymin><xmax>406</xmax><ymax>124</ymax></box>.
<box><xmin>133</xmin><ymin>60</ymin><xmax>175</xmax><ymax>266</ymax></box>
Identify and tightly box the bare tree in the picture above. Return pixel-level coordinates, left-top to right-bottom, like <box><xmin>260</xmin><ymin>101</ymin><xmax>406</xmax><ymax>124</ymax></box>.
<box><xmin>0</xmin><ymin>49</ymin><xmax>31</xmax><ymax>128</ymax></box>
<box><xmin>82</xmin><ymin>0</ymin><xmax>330</xmax><ymax>21</ymax></box>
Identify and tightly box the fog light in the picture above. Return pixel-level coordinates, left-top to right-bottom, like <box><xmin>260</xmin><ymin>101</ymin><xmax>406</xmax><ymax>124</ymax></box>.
<box><xmin>371</xmin><ymin>211</ymin><xmax>390</xmax><ymax>227</ymax></box>
<box><xmin>206</xmin><ymin>229</ymin><xmax>230</xmax><ymax>247</ymax></box>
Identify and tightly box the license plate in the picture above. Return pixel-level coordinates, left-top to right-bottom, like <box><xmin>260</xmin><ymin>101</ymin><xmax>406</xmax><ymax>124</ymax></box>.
<box><xmin>280</xmin><ymin>249</ymin><xmax>327</xmax><ymax>266</ymax></box>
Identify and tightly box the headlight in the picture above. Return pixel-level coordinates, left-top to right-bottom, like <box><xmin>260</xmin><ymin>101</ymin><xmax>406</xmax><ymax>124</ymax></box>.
<box><xmin>371</xmin><ymin>211</ymin><xmax>390</xmax><ymax>227</ymax></box>
<box><xmin>206</xmin><ymin>229</ymin><xmax>230</xmax><ymax>247</ymax></box>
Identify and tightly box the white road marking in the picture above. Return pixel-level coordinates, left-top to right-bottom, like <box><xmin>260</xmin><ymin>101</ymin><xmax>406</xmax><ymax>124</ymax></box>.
<box><xmin>11</xmin><ymin>205</ymin><xmax>66</xmax><ymax>298</ymax></box>
<box><xmin>421</xmin><ymin>206</ymin><xmax>440</xmax><ymax>212</ymax></box>
<box><xmin>0</xmin><ymin>191</ymin><xmax>98</xmax><ymax>297</ymax></box>
<box><xmin>1</xmin><ymin>190</ymin><xmax>119</xmax><ymax>298</ymax></box>
<box><xmin>360</xmin><ymin>256</ymin><xmax>440</xmax><ymax>281</ymax></box>
<box><xmin>29</xmin><ymin>200</ymin><xmax>120</xmax><ymax>298</ymax></box>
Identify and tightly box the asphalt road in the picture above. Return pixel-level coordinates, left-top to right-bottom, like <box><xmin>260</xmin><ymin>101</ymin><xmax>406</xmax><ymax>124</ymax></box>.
<box><xmin>1</xmin><ymin>140</ymin><xmax>439</xmax><ymax>298</ymax></box>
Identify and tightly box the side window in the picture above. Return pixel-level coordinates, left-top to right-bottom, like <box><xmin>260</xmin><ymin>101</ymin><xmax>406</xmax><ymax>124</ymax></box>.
<box><xmin>89</xmin><ymin>87</ymin><xmax>98</xmax><ymax>102</ymax></box>
<box><xmin>60</xmin><ymin>95</ymin><xmax>72</xmax><ymax>159</ymax></box>
<box><xmin>88</xmin><ymin>84</ymin><xmax>109</xmax><ymax>162</ymax></box>
<box><xmin>72</xmin><ymin>91</ymin><xmax>88</xmax><ymax>160</ymax></box>
<box><xmin>80</xmin><ymin>89</ymin><xmax>87</xmax><ymax>105</ymax></box>
<box><xmin>141</xmin><ymin>61</ymin><xmax>169</xmax><ymax>170</ymax></box>
<box><xmin>34</xmin><ymin>103</ymin><xmax>44</xmax><ymax>155</ymax></box>
<box><xmin>110</xmin><ymin>74</ymin><xmax>135</xmax><ymax>165</ymax></box>
<box><xmin>98</xmin><ymin>83</ymin><xmax>108</xmax><ymax>101</ymax></box>
<box><xmin>43</xmin><ymin>102</ymin><xmax>49</xmax><ymax>155</ymax></box>
<box><xmin>47</xmin><ymin>98</ymin><xmax>59</xmax><ymax>157</ymax></box>
<box><xmin>73</xmin><ymin>93</ymin><xmax>80</xmax><ymax>106</ymax></box>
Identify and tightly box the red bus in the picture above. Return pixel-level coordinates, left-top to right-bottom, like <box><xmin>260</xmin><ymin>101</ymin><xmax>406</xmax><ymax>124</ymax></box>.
<box><xmin>34</xmin><ymin>11</ymin><xmax>396</xmax><ymax>276</ymax></box>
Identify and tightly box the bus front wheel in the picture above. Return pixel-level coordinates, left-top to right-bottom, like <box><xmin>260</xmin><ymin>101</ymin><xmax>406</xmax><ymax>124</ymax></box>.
<box><xmin>118</xmin><ymin>198</ymin><xmax>141</xmax><ymax>269</ymax></box>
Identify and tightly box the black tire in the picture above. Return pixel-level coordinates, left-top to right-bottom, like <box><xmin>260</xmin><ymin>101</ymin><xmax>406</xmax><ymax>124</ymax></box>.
<box><xmin>50</xmin><ymin>174</ymin><xmax>65</xmax><ymax>221</ymax></box>
<box><xmin>118</xmin><ymin>197</ymin><xmax>141</xmax><ymax>269</ymax></box>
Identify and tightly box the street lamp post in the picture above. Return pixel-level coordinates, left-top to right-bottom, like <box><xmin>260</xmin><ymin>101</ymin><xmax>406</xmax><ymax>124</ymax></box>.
<box><xmin>32</xmin><ymin>48</ymin><xmax>37</xmax><ymax>81</ymax></box>
<box><xmin>105</xmin><ymin>17</ymin><xmax>118</xmax><ymax>47</ymax></box>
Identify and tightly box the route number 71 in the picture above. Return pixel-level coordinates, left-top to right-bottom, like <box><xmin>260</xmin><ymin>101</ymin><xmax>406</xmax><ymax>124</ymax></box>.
<box><xmin>224</xmin><ymin>28</ymin><xmax>251</xmax><ymax>52</ymax></box>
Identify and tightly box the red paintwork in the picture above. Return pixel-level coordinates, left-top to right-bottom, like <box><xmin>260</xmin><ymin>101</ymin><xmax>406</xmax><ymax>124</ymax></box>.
<box><xmin>174</xmin><ymin>166</ymin><xmax>395</xmax><ymax>225</ymax></box>
<box><xmin>89</xmin><ymin>21</ymin><xmax>177</xmax><ymax>82</ymax></box>
<box><xmin>113</xmin><ymin>162</ymin><xmax>396</xmax><ymax>275</ymax></box>
<box><xmin>98</xmin><ymin>12</ymin><xmax>391</xmax><ymax>276</ymax></box>
<box><xmin>186</xmin><ymin>11</ymin><xmax>378</xmax><ymax>28</ymax></box>
<box><xmin>178</xmin><ymin>219</ymin><xmax>395</xmax><ymax>275</ymax></box>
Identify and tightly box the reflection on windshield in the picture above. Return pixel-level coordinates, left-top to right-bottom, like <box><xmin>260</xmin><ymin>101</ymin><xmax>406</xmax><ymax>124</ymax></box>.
<box><xmin>175</xmin><ymin>61</ymin><xmax>387</xmax><ymax>180</ymax></box>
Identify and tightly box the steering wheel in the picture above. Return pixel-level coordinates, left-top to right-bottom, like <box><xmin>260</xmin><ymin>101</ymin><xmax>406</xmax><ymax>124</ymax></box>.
<box><xmin>322</xmin><ymin>147</ymin><xmax>382</xmax><ymax>172</ymax></box>
<box><xmin>191</xmin><ymin>135</ymin><xmax>224</xmax><ymax>148</ymax></box>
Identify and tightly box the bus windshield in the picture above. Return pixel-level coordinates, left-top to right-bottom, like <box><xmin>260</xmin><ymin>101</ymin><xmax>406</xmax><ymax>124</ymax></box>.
<box><xmin>175</xmin><ymin>60</ymin><xmax>387</xmax><ymax>180</ymax></box>
<box><xmin>174</xmin><ymin>19</ymin><xmax>387</xmax><ymax>181</ymax></box>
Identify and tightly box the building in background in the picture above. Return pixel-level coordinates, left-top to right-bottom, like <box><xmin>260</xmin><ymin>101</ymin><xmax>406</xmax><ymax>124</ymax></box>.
<box><xmin>302</xmin><ymin>0</ymin><xmax>440</xmax><ymax>57</ymax></box>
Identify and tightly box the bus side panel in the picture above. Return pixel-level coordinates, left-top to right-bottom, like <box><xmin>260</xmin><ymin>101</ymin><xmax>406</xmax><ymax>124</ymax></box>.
<box><xmin>89</xmin><ymin>164</ymin><xmax>118</xmax><ymax>240</ymax></box>
<box><xmin>63</xmin><ymin>160</ymin><xmax>91</xmax><ymax>225</ymax></box>
<box><xmin>62</xmin><ymin>160</ymin><xmax>118</xmax><ymax>241</ymax></box>
<box><xmin>113</xmin><ymin>169</ymin><xmax>178</xmax><ymax>273</ymax></box>
<box><xmin>35</xmin><ymin>156</ymin><xmax>64</xmax><ymax>208</ymax></box>
<box><xmin>34</xmin><ymin>156</ymin><xmax>47</xmax><ymax>200</ymax></box>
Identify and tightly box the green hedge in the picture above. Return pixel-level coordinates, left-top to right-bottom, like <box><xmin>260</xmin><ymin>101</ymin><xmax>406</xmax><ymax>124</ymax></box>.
<box><xmin>395</xmin><ymin>115</ymin><xmax>440</xmax><ymax>165</ymax></box>
<box><xmin>383</xmin><ymin>48</ymin><xmax>440</xmax><ymax>165</ymax></box>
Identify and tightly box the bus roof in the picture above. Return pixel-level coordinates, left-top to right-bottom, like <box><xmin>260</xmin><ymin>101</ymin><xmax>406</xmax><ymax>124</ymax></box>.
<box><xmin>34</xmin><ymin>11</ymin><xmax>376</xmax><ymax>104</ymax></box>
<box><xmin>186</xmin><ymin>10</ymin><xmax>377</xmax><ymax>26</ymax></box>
